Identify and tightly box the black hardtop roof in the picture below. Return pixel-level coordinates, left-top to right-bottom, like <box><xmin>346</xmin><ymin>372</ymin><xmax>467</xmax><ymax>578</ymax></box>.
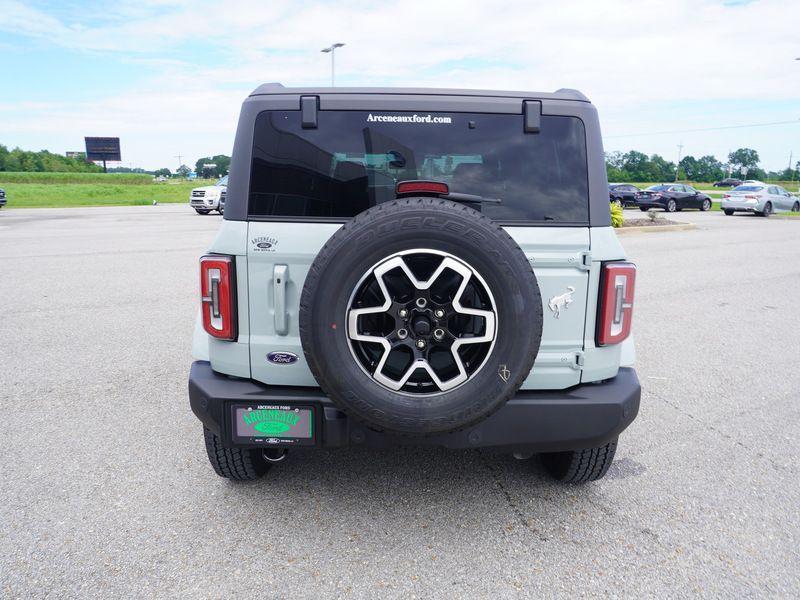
<box><xmin>249</xmin><ymin>82</ymin><xmax>589</xmax><ymax>103</ymax></box>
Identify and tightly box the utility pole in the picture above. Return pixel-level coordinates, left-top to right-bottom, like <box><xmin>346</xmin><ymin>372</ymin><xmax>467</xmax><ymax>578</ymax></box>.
<box><xmin>674</xmin><ymin>143</ymin><xmax>684</xmax><ymax>182</ymax></box>
<box><xmin>320</xmin><ymin>43</ymin><xmax>345</xmax><ymax>86</ymax></box>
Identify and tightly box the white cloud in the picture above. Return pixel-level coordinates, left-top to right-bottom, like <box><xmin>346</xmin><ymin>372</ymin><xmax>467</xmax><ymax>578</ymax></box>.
<box><xmin>1</xmin><ymin>0</ymin><xmax>798</xmax><ymax>169</ymax></box>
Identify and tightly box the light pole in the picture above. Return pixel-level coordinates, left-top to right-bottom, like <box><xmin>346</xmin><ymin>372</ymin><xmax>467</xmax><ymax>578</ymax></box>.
<box><xmin>321</xmin><ymin>43</ymin><xmax>345</xmax><ymax>86</ymax></box>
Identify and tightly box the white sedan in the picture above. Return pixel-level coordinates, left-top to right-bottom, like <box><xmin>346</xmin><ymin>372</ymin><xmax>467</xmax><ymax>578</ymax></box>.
<box><xmin>720</xmin><ymin>183</ymin><xmax>799</xmax><ymax>217</ymax></box>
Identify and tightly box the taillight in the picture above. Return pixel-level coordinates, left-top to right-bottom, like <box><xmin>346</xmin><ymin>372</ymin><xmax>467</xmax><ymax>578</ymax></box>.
<box><xmin>597</xmin><ymin>262</ymin><xmax>636</xmax><ymax>346</ymax></box>
<box><xmin>396</xmin><ymin>180</ymin><xmax>449</xmax><ymax>196</ymax></box>
<box><xmin>200</xmin><ymin>255</ymin><xmax>237</xmax><ymax>341</ymax></box>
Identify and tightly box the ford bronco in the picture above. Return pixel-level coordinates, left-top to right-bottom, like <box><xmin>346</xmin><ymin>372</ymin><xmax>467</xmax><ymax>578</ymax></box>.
<box><xmin>189</xmin><ymin>84</ymin><xmax>640</xmax><ymax>483</ymax></box>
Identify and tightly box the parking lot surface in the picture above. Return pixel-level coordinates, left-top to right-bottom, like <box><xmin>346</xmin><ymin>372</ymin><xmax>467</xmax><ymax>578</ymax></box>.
<box><xmin>1</xmin><ymin>205</ymin><xmax>798</xmax><ymax>597</ymax></box>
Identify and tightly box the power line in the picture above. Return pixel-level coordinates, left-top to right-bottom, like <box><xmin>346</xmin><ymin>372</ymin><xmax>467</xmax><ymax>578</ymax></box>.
<box><xmin>605</xmin><ymin>119</ymin><xmax>800</xmax><ymax>139</ymax></box>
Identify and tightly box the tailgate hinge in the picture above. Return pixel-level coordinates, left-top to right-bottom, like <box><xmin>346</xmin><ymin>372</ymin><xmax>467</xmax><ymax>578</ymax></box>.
<box><xmin>578</xmin><ymin>251</ymin><xmax>592</xmax><ymax>270</ymax></box>
<box><xmin>571</xmin><ymin>351</ymin><xmax>585</xmax><ymax>370</ymax></box>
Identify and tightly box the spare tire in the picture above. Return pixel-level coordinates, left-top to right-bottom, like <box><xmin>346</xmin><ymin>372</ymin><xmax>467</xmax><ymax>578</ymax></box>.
<box><xmin>299</xmin><ymin>198</ymin><xmax>543</xmax><ymax>435</ymax></box>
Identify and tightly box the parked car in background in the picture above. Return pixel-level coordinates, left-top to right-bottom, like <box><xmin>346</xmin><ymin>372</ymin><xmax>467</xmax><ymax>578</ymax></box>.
<box><xmin>635</xmin><ymin>184</ymin><xmax>712</xmax><ymax>212</ymax></box>
<box><xmin>608</xmin><ymin>183</ymin><xmax>640</xmax><ymax>207</ymax></box>
<box><xmin>721</xmin><ymin>184</ymin><xmax>799</xmax><ymax>217</ymax></box>
<box><xmin>189</xmin><ymin>175</ymin><xmax>227</xmax><ymax>215</ymax></box>
<box><xmin>0</xmin><ymin>188</ymin><xmax>6</xmax><ymax>209</ymax></box>
<box><xmin>713</xmin><ymin>178</ymin><xmax>742</xmax><ymax>188</ymax></box>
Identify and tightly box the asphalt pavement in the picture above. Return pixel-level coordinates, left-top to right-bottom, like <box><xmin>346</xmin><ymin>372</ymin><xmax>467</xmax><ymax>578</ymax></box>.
<box><xmin>1</xmin><ymin>205</ymin><xmax>798</xmax><ymax>597</ymax></box>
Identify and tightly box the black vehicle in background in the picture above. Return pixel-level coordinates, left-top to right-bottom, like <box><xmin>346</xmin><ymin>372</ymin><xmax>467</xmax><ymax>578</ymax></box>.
<box><xmin>713</xmin><ymin>178</ymin><xmax>742</xmax><ymax>188</ymax></box>
<box><xmin>635</xmin><ymin>184</ymin><xmax>712</xmax><ymax>212</ymax></box>
<box><xmin>609</xmin><ymin>183</ymin><xmax>640</xmax><ymax>207</ymax></box>
<box><xmin>0</xmin><ymin>188</ymin><xmax>6</xmax><ymax>209</ymax></box>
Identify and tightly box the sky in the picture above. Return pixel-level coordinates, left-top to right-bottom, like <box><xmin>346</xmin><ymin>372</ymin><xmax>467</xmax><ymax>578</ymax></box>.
<box><xmin>1</xmin><ymin>0</ymin><xmax>799</xmax><ymax>172</ymax></box>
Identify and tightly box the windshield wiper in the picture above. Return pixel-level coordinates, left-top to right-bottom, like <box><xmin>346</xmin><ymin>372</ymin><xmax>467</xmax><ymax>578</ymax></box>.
<box><xmin>443</xmin><ymin>192</ymin><xmax>502</xmax><ymax>204</ymax></box>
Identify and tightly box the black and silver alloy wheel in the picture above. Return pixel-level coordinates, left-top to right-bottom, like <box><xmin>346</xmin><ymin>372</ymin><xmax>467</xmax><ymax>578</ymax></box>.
<box><xmin>347</xmin><ymin>249</ymin><xmax>497</xmax><ymax>394</ymax></box>
<box><xmin>299</xmin><ymin>198</ymin><xmax>543</xmax><ymax>435</ymax></box>
<box><xmin>666</xmin><ymin>199</ymin><xmax>677</xmax><ymax>212</ymax></box>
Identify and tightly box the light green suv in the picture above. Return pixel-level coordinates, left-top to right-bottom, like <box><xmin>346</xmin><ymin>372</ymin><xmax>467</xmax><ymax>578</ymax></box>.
<box><xmin>189</xmin><ymin>84</ymin><xmax>640</xmax><ymax>483</ymax></box>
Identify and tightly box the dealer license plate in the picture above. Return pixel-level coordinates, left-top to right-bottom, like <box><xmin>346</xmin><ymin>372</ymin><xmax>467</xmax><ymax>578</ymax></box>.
<box><xmin>230</xmin><ymin>404</ymin><xmax>315</xmax><ymax>446</ymax></box>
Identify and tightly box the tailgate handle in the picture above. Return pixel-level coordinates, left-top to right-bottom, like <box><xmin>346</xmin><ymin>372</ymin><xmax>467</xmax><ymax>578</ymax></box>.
<box><xmin>274</xmin><ymin>264</ymin><xmax>289</xmax><ymax>335</ymax></box>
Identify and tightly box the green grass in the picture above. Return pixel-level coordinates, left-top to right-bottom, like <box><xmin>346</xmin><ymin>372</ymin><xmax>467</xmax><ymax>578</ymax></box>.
<box><xmin>0</xmin><ymin>171</ymin><xmax>153</xmax><ymax>184</ymax></box>
<box><xmin>0</xmin><ymin>181</ymin><xmax>202</xmax><ymax>208</ymax></box>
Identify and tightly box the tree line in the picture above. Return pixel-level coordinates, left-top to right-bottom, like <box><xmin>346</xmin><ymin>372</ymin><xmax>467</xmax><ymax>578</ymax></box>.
<box><xmin>607</xmin><ymin>147</ymin><xmax>799</xmax><ymax>183</ymax></box>
<box><xmin>0</xmin><ymin>145</ymin><xmax>232</xmax><ymax>180</ymax></box>
<box><xmin>0</xmin><ymin>145</ymin><xmax>103</xmax><ymax>173</ymax></box>
<box><xmin>3</xmin><ymin>142</ymin><xmax>798</xmax><ymax>184</ymax></box>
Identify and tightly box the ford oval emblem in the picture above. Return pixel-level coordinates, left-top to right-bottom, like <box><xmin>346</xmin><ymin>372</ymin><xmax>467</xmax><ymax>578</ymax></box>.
<box><xmin>267</xmin><ymin>351</ymin><xmax>298</xmax><ymax>365</ymax></box>
<box><xmin>256</xmin><ymin>242</ymin><xmax>273</xmax><ymax>249</ymax></box>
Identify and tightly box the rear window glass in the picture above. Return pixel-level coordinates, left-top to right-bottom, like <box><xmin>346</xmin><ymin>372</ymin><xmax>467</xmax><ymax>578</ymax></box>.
<box><xmin>645</xmin><ymin>185</ymin><xmax>670</xmax><ymax>191</ymax></box>
<box><xmin>248</xmin><ymin>110</ymin><xmax>589</xmax><ymax>223</ymax></box>
<box><xmin>734</xmin><ymin>185</ymin><xmax>764</xmax><ymax>192</ymax></box>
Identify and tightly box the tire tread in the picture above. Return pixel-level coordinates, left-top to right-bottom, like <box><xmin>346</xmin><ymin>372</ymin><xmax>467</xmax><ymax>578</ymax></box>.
<box><xmin>203</xmin><ymin>427</ymin><xmax>270</xmax><ymax>481</ymax></box>
<box><xmin>540</xmin><ymin>439</ymin><xmax>618</xmax><ymax>483</ymax></box>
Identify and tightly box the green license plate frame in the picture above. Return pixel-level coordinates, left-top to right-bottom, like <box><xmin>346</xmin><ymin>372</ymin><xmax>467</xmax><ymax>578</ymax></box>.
<box><xmin>229</xmin><ymin>403</ymin><xmax>317</xmax><ymax>446</ymax></box>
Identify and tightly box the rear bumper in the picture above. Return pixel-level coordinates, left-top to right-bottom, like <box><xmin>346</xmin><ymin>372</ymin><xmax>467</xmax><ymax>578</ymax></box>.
<box><xmin>635</xmin><ymin>199</ymin><xmax>666</xmax><ymax>209</ymax></box>
<box><xmin>188</xmin><ymin>361</ymin><xmax>641</xmax><ymax>452</ymax></box>
<box><xmin>720</xmin><ymin>200</ymin><xmax>761</xmax><ymax>212</ymax></box>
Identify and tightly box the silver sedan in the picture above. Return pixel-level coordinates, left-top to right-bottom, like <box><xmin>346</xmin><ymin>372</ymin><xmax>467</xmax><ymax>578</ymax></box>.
<box><xmin>721</xmin><ymin>183</ymin><xmax>799</xmax><ymax>217</ymax></box>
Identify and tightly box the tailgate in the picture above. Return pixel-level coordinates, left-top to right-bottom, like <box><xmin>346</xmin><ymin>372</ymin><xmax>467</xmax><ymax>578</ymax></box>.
<box><xmin>247</xmin><ymin>222</ymin><xmax>591</xmax><ymax>391</ymax></box>
<box><xmin>505</xmin><ymin>227</ymin><xmax>590</xmax><ymax>389</ymax></box>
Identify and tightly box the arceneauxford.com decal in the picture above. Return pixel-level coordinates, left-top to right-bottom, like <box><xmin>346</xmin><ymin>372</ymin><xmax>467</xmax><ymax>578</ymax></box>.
<box><xmin>366</xmin><ymin>113</ymin><xmax>452</xmax><ymax>124</ymax></box>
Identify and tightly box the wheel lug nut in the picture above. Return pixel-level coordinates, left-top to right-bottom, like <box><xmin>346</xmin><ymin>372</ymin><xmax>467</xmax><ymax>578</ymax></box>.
<box><xmin>433</xmin><ymin>328</ymin><xmax>445</xmax><ymax>341</ymax></box>
<box><xmin>397</xmin><ymin>328</ymin><xmax>408</xmax><ymax>340</ymax></box>
<box><xmin>434</xmin><ymin>309</ymin><xmax>445</xmax><ymax>318</ymax></box>
<box><xmin>399</xmin><ymin>308</ymin><xmax>408</xmax><ymax>318</ymax></box>
<box><xmin>416</xmin><ymin>339</ymin><xmax>426</xmax><ymax>349</ymax></box>
<box><xmin>415</xmin><ymin>298</ymin><xmax>427</xmax><ymax>308</ymax></box>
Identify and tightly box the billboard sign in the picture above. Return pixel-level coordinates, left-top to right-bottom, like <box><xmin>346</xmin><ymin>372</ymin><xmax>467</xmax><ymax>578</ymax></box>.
<box><xmin>84</xmin><ymin>137</ymin><xmax>121</xmax><ymax>162</ymax></box>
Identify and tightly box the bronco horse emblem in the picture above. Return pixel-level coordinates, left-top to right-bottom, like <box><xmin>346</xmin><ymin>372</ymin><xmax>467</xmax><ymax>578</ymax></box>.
<box><xmin>548</xmin><ymin>286</ymin><xmax>575</xmax><ymax>319</ymax></box>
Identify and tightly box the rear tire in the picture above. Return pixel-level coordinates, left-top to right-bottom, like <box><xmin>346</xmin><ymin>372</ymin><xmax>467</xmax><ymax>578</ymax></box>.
<box><xmin>700</xmin><ymin>198</ymin><xmax>711</xmax><ymax>211</ymax></box>
<box><xmin>666</xmin><ymin>199</ymin><xmax>677</xmax><ymax>212</ymax></box>
<box><xmin>724</xmin><ymin>209</ymin><xmax>734</xmax><ymax>216</ymax></box>
<box><xmin>639</xmin><ymin>206</ymin><xmax>648</xmax><ymax>212</ymax></box>
<box><xmin>792</xmin><ymin>201</ymin><xmax>800</xmax><ymax>212</ymax></box>
<box><xmin>203</xmin><ymin>427</ymin><xmax>271</xmax><ymax>481</ymax></box>
<box><xmin>540</xmin><ymin>439</ymin><xmax>618</xmax><ymax>483</ymax></box>
<box><xmin>299</xmin><ymin>198</ymin><xmax>543</xmax><ymax>436</ymax></box>
<box><xmin>759</xmin><ymin>202</ymin><xmax>772</xmax><ymax>217</ymax></box>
